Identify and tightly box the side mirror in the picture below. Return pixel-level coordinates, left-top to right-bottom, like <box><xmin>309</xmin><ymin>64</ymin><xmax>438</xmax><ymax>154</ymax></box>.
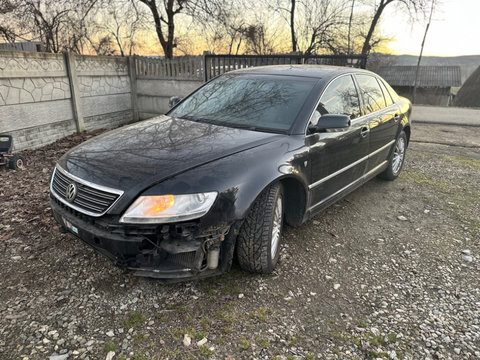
<box><xmin>169</xmin><ymin>96</ymin><xmax>183</xmax><ymax>108</ymax></box>
<box><xmin>308</xmin><ymin>114</ymin><xmax>351</xmax><ymax>133</ymax></box>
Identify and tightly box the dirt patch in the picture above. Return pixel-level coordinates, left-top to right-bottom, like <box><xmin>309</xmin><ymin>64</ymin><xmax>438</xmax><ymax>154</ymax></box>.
<box><xmin>0</xmin><ymin>126</ymin><xmax>479</xmax><ymax>360</ymax></box>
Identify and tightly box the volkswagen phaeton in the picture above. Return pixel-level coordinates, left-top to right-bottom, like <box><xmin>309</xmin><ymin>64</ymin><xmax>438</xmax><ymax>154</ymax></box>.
<box><xmin>50</xmin><ymin>65</ymin><xmax>411</xmax><ymax>280</ymax></box>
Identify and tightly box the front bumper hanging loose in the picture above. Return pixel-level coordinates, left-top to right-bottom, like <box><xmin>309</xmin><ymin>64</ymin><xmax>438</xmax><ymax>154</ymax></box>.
<box><xmin>50</xmin><ymin>197</ymin><xmax>232</xmax><ymax>280</ymax></box>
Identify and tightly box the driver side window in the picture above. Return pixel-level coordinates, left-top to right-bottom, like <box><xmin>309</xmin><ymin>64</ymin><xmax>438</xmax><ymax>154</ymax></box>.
<box><xmin>311</xmin><ymin>75</ymin><xmax>361</xmax><ymax>126</ymax></box>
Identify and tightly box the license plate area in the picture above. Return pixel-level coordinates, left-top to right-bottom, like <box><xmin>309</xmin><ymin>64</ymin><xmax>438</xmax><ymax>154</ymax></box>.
<box><xmin>63</xmin><ymin>217</ymin><xmax>79</xmax><ymax>235</ymax></box>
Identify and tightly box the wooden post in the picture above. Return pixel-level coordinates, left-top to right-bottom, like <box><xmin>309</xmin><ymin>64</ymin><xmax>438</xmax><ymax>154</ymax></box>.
<box><xmin>127</xmin><ymin>55</ymin><xmax>139</xmax><ymax>122</ymax></box>
<box><xmin>64</xmin><ymin>52</ymin><xmax>85</xmax><ymax>132</ymax></box>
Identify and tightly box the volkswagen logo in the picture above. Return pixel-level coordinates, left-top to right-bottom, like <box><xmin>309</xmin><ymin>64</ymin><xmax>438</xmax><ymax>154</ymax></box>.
<box><xmin>66</xmin><ymin>183</ymin><xmax>77</xmax><ymax>202</ymax></box>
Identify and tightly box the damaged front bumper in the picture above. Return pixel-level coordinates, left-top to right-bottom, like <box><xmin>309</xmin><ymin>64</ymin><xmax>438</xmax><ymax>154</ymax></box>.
<box><xmin>50</xmin><ymin>197</ymin><xmax>238</xmax><ymax>280</ymax></box>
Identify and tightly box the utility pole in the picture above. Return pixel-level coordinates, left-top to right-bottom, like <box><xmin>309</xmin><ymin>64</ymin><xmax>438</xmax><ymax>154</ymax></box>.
<box><xmin>413</xmin><ymin>0</ymin><xmax>436</xmax><ymax>104</ymax></box>
<box><xmin>347</xmin><ymin>0</ymin><xmax>355</xmax><ymax>54</ymax></box>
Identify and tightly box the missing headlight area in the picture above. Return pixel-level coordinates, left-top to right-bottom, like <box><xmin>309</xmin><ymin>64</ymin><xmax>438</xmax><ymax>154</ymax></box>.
<box><xmin>126</xmin><ymin>223</ymin><xmax>230</xmax><ymax>274</ymax></box>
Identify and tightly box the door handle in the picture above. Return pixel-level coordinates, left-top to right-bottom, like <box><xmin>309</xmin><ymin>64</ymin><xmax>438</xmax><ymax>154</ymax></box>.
<box><xmin>393</xmin><ymin>114</ymin><xmax>400</xmax><ymax>122</ymax></box>
<box><xmin>360</xmin><ymin>127</ymin><xmax>370</xmax><ymax>138</ymax></box>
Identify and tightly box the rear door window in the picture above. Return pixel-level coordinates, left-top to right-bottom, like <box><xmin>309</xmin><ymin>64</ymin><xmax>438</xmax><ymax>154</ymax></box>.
<box><xmin>355</xmin><ymin>74</ymin><xmax>387</xmax><ymax>114</ymax></box>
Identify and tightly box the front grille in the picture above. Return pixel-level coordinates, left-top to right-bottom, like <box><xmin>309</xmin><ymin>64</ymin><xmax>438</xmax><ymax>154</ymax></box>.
<box><xmin>51</xmin><ymin>196</ymin><xmax>96</xmax><ymax>225</ymax></box>
<box><xmin>51</xmin><ymin>168</ymin><xmax>121</xmax><ymax>216</ymax></box>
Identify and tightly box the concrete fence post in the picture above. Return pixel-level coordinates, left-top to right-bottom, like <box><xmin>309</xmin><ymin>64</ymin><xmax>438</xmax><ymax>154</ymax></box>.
<box><xmin>127</xmin><ymin>55</ymin><xmax>139</xmax><ymax>122</ymax></box>
<box><xmin>64</xmin><ymin>52</ymin><xmax>85</xmax><ymax>132</ymax></box>
<box><xmin>203</xmin><ymin>51</ymin><xmax>211</xmax><ymax>82</ymax></box>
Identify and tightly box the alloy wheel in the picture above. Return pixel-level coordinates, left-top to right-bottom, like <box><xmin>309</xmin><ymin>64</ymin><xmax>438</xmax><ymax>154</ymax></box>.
<box><xmin>392</xmin><ymin>137</ymin><xmax>405</xmax><ymax>175</ymax></box>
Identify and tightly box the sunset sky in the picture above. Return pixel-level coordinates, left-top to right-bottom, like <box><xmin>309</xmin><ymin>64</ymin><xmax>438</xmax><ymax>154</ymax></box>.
<box><xmin>382</xmin><ymin>0</ymin><xmax>480</xmax><ymax>56</ymax></box>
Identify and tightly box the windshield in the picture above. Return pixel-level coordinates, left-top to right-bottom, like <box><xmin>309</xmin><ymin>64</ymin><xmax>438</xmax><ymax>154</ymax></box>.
<box><xmin>169</xmin><ymin>74</ymin><xmax>317</xmax><ymax>132</ymax></box>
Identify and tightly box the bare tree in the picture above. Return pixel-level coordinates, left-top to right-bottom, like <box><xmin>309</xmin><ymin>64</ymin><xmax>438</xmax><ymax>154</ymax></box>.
<box><xmin>135</xmin><ymin>0</ymin><xmax>187</xmax><ymax>58</ymax></box>
<box><xmin>93</xmin><ymin>0</ymin><xmax>148</xmax><ymax>56</ymax></box>
<box><xmin>273</xmin><ymin>0</ymin><xmax>349</xmax><ymax>56</ymax></box>
<box><xmin>87</xmin><ymin>35</ymin><xmax>118</xmax><ymax>55</ymax></box>
<box><xmin>186</xmin><ymin>0</ymin><xmax>246</xmax><ymax>55</ymax></box>
<box><xmin>0</xmin><ymin>0</ymin><xmax>16</xmax><ymax>42</ymax></box>
<box><xmin>274</xmin><ymin>0</ymin><xmax>298</xmax><ymax>52</ymax></box>
<box><xmin>300</xmin><ymin>0</ymin><xmax>349</xmax><ymax>56</ymax></box>
<box><xmin>360</xmin><ymin>0</ymin><xmax>428</xmax><ymax>56</ymax></box>
<box><xmin>187</xmin><ymin>0</ymin><xmax>287</xmax><ymax>55</ymax></box>
<box><xmin>241</xmin><ymin>7</ymin><xmax>289</xmax><ymax>55</ymax></box>
<box><xmin>242</xmin><ymin>24</ymin><xmax>273</xmax><ymax>55</ymax></box>
<box><xmin>323</xmin><ymin>10</ymin><xmax>392</xmax><ymax>55</ymax></box>
<box><xmin>0</xmin><ymin>0</ymin><xmax>98</xmax><ymax>53</ymax></box>
<box><xmin>289</xmin><ymin>0</ymin><xmax>297</xmax><ymax>52</ymax></box>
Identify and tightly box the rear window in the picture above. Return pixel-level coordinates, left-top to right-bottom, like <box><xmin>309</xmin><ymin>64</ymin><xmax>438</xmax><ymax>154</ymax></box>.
<box><xmin>378</xmin><ymin>79</ymin><xmax>394</xmax><ymax>106</ymax></box>
<box><xmin>169</xmin><ymin>74</ymin><xmax>317</xmax><ymax>132</ymax></box>
<box><xmin>356</xmin><ymin>74</ymin><xmax>386</xmax><ymax>114</ymax></box>
<box><xmin>380</xmin><ymin>78</ymin><xmax>400</xmax><ymax>102</ymax></box>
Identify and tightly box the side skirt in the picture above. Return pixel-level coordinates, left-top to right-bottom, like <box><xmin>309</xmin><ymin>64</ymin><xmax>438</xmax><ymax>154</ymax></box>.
<box><xmin>305</xmin><ymin>160</ymin><xmax>388</xmax><ymax>220</ymax></box>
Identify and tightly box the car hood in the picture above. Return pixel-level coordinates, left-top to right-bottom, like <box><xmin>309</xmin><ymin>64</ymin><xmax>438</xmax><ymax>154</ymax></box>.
<box><xmin>58</xmin><ymin>115</ymin><xmax>281</xmax><ymax>193</ymax></box>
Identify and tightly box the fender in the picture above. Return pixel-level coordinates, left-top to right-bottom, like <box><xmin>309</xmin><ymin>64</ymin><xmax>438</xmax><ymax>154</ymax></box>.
<box><xmin>137</xmin><ymin>135</ymin><xmax>310</xmax><ymax>228</ymax></box>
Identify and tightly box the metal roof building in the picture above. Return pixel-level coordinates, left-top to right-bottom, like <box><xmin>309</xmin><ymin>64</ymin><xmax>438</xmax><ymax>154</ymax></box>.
<box><xmin>0</xmin><ymin>42</ymin><xmax>45</xmax><ymax>52</ymax></box>
<box><xmin>377</xmin><ymin>65</ymin><xmax>462</xmax><ymax>88</ymax></box>
<box><xmin>376</xmin><ymin>65</ymin><xmax>462</xmax><ymax>106</ymax></box>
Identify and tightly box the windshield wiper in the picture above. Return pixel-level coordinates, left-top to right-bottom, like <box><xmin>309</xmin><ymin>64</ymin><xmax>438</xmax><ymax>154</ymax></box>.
<box><xmin>177</xmin><ymin>116</ymin><xmax>286</xmax><ymax>134</ymax></box>
<box><xmin>178</xmin><ymin>115</ymin><xmax>204</xmax><ymax>122</ymax></box>
<box><xmin>208</xmin><ymin>120</ymin><xmax>287</xmax><ymax>134</ymax></box>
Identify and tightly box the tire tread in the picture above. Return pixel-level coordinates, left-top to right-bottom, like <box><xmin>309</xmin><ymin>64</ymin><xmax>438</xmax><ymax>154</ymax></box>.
<box><xmin>236</xmin><ymin>183</ymin><xmax>281</xmax><ymax>273</ymax></box>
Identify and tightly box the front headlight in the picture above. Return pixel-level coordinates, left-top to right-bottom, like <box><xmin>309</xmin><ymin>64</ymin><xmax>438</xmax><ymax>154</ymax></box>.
<box><xmin>119</xmin><ymin>192</ymin><xmax>217</xmax><ymax>224</ymax></box>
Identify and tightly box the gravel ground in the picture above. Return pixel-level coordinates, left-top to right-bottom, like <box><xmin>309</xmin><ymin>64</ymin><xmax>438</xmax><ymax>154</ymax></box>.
<box><xmin>0</xmin><ymin>124</ymin><xmax>479</xmax><ymax>360</ymax></box>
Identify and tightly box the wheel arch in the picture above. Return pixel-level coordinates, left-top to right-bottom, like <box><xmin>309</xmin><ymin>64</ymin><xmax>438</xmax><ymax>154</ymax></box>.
<box><xmin>234</xmin><ymin>174</ymin><xmax>308</xmax><ymax>228</ymax></box>
<box><xmin>403</xmin><ymin>125</ymin><xmax>411</xmax><ymax>146</ymax></box>
<box><xmin>279</xmin><ymin>176</ymin><xmax>308</xmax><ymax>227</ymax></box>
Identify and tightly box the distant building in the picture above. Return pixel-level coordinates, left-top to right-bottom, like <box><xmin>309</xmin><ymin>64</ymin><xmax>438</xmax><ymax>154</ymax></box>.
<box><xmin>0</xmin><ymin>42</ymin><xmax>45</xmax><ymax>52</ymax></box>
<box><xmin>455</xmin><ymin>65</ymin><xmax>480</xmax><ymax>108</ymax></box>
<box><xmin>377</xmin><ymin>65</ymin><xmax>461</xmax><ymax>106</ymax></box>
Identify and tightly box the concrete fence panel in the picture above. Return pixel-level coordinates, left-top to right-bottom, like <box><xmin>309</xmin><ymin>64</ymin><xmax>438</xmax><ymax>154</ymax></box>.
<box><xmin>0</xmin><ymin>51</ymin><xmax>77</xmax><ymax>150</ymax></box>
<box><xmin>134</xmin><ymin>56</ymin><xmax>204</xmax><ymax>119</ymax></box>
<box><xmin>0</xmin><ymin>51</ymin><xmax>137</xmax><ymax>150</ymax></box>
<box><xmin>136</xmin><ymin>78</ymin><xmax>203</xmax><ymax>119</ymax></box>
<box><xmin>75</xmin><ymin>55</ymin><xmax>134</xmax><ymax>132</ymax></box>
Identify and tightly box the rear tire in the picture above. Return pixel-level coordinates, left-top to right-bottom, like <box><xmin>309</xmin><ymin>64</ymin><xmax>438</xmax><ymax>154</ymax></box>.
<box><xmin>379</xmin><ymin>131</ymin><xmax>407</xmax><ymax>180</ymax></box>
<box><xmin>236</xmin><ymin>183</ymin><xmax>284</xmax><ymax>274</ymax></box>
<box><xmin>8</xmin><ymin>154</ymin><xmax>27</xmax><ymax>170</ymax></box>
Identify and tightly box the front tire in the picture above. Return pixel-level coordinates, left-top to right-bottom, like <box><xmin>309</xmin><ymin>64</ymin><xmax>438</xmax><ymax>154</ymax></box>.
<box><xmin>379</xmin><ymin>131</ymin><xmax>407</xmax><ymax>181</ymax></box>
<box><xmin>236</xmin><ymin>183</ymin><xmax>284</xmax><ymax>274</ymax></box>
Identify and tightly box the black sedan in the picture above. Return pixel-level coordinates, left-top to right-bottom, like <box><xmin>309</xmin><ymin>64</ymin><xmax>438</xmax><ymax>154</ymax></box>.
<box><xmin>50</xmin><ymin>65</ymin><xmax>412</xmax><ymax>280</ymax></box>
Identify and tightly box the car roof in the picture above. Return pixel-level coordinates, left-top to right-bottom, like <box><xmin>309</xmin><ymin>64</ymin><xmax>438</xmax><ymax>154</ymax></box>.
<box><xmin>228</xmin><ymin>64</ymin><xmax>374</xmax><ymax>79</ymax></box>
